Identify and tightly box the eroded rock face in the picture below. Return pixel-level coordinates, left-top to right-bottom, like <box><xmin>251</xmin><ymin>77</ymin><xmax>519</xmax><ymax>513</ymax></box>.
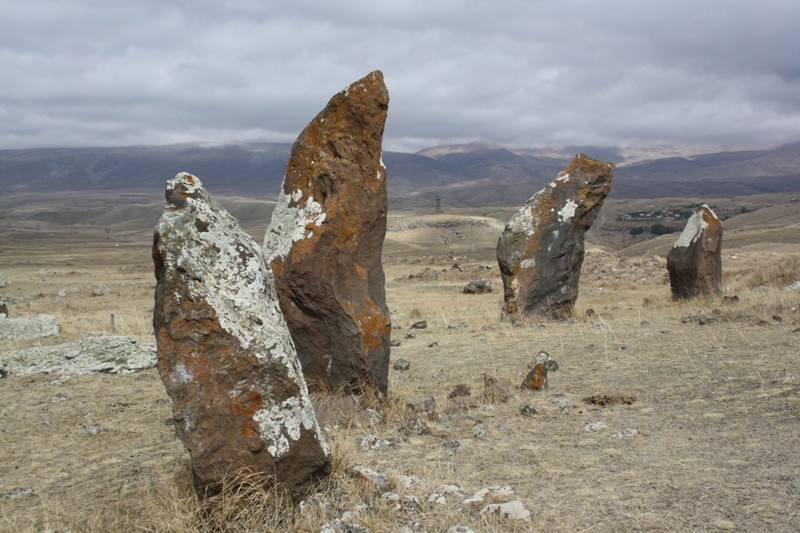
<box><xmin>496</xmin><ymin>154</ymin><xmax>614</xmax><ymax>319</ymax></box>
<box><xmin>666</xmin><ymin>204</ymin><xmax>723</xmax><ymax>299</ymax></box>
<box><xmin>264</xmin><ymin>71</ymin><xmax>391</xmax><ymax>394</ymax></box>
<box><xmin>153</xmin><ymin>173</ymin><xmax>331</xmax><ymax>500</ymax></box>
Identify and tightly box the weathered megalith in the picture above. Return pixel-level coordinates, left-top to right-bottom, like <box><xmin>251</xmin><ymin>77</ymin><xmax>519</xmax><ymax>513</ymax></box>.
<box><xmin>264</xmin><ymin>71</ymin><xmax>391</xmax><ymax>394</ymax></box>
<box><xmin>153</xmin><ymin>173</ymin><xmax>331</xmax><ymax>500</ymax></box>
<box><xmin>666</xmin><ymin>204</ymin><xmax>723</xmax><ymax>299</ymax></box>
<box><xmin>496</xmin><ymin>154</ymin><xmax>614</xmax><ymax>319</ymax></box>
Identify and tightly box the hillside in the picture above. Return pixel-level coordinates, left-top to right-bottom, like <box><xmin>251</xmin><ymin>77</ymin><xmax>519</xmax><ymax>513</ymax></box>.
<box><xmin>2</xmin><ymin>141</ymin><xmax>800</xmax><ymax>208</ymax></box>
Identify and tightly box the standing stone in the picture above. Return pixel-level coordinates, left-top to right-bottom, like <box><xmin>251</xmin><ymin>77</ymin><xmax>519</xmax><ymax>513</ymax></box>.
<box><xmin>264</xmin><ymin>71</ymin><xmax>391</xmax><ymax>394</ymax></box>
<box><xmin>666</xmin><ymin>204</ymin><xmax>723</xmax><ymax>299</ymax></box>
<box><xmin>496</xmin><ymin>154</ymin><xmax>614</xmax><ymax>319</ymax></box>
<box><xmin>153</xmin><ymin>173</ymin><xmax>331</xmax><ymax>500</ymax></box>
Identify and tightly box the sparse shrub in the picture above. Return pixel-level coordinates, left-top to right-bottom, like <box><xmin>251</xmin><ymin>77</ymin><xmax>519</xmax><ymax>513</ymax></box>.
<box><xmin>630</xmin><ymin>226</ymin><xmax>645</xmax><ymax>236</ymax></box>
<box><xmin>741</xmin><ymin>255</ymin><xmax>800</xmax><ymax>289</ymax></box>
<box><xmin>650</xmin><ymin>223</ymin><xmax>676</xmax><ymax>235</ymax></box>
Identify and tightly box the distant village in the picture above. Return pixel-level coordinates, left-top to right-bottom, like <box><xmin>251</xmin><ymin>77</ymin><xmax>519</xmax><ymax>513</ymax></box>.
<box><xmin>617</xmin><ymin>205</ymin><xmax>750</xmax><ymax>235</ymax></box>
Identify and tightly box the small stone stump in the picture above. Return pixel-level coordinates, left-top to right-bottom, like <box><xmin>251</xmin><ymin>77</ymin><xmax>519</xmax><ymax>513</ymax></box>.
<box><xmin>666</xmin><ymin>204</ymin><xmax>723</xmax><ymax>299</ymax></box>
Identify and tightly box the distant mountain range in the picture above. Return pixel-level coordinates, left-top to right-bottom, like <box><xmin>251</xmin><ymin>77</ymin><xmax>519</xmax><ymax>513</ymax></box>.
<box><xmin>2</xmin><ymin>141</ymin><xmax>799</xmax><ymax>207</ymax></box>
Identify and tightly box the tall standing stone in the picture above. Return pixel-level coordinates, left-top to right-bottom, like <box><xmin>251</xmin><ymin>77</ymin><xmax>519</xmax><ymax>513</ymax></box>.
<box><xmin>153</xmin><ymin>173</ymin><xmax>331</xmax><ymax>500</ymax></box>
<box><xmin>496</xmin><ymin>155</ymin><xmax>614</xmax><ymax>319</ymax></box>
<box><xmin>666</xmin><ymin>204</ymin><xmax>723</xmax><ymax>299</ymax></box>
<box><xmin>264</xmin><ymin>71</ymin><xmax>391</xmax><ymax>394</ymax></box>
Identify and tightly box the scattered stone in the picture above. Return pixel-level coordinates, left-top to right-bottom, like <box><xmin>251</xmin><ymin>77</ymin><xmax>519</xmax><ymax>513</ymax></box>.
<box><xmin>82</xmin><ymin>425</ymin><xmax>112</xmax><ymax>435</ymax></box>
<box><xmin>473</xmin><ymin>421</ymin><xmax>488</xmax><ymax>438</ymax></box>
<box><xmin>463</xmin><ymin>279</ymin><xmax>492</xmax><ymax>294</ymax></box>
<box><xmin>773</xmin><ymin>314</ymin><xmax>783</xmax><ymax>322</ymax></box>
<box><xmin>447</xmin><ymin>321</ymin><xmax>468</xmax><ymax>329</ymax></box>
<box><xmin>785</xmin><ymin>281</ymin><xmax>800</xmax><ymax>292</ymax></box>
<box><xmin>611</xmin><ymin>428</ymin><xmax>639</xmax><ymax>439</ymax></box>
<box><xmin>320</xmin><ymin>520</ymin><xmax>371</xmax><ymax>533</ymax></box>
<box><xmin>0</xmin><ymin>313</ymin><xmax>60</xmax><ymax>342</ymax></box>
<box><xmin>398</xmin><ymin>522</ymin><xmax>426</xmax><ymax>533</ymax></box>
<box><xmin>479</xmin><ymin>501</ymin><xmax>531</xmax><ymax>521</ymax></box>
<box><xmin>390</xmin><ymin>339</ymin><xmax>402</xmax><ymax>347</ymax></box>
<box><xmin>462</xmin><ymin>486</ymin><xmax>515</xmax><ymax>508</ymax></box>
<box><xmin>447</xmin><ymin>395</ymin><xmax>481</xmax><ymax>412</ymax></box>
<box><xmin>383</xmin><ymin>492</ymin><xmax>421</xmax><ymax>512</ymax></box>
<box><xmin>483</xmin><ymin>373</ymin><xmax>511</xmax><ymax>403</ymax></box>
<box><xmin>446</xmin><ymin>527</ymin><xmax>475</xmax><ymax>533</ymax></box>
<box><xmin>411</xmin><ymin>321</ymin><xmax>428</xmax><ymax>329</ymax></box>
<box><xmin>399</xmin><ymin>417</ymin><xmax>430</xmax><ymax>436</ymax></box>
<box><xmin>0</xmin><ymin>369</ymin><xmax>7</xmax><ymax>379</ymax></box>
<box><xmin>442</xmin><ymin>439</ymin><xmax>463</xmax><ymax>455</ymax></box>
<box><xmin>549</xmin><ymin>396</ymin><xmax>572</xmax><ymax>412</ymax></box>
<box><xmin>520</xmin><ymin>403</ymin><xmax>542</xmax><ymax>416</ymax></box>
<box><xmin>427</xmin><ymin>341</ymin><xmax>438</xmax><ymax>348</ymax></box>
<box><xmin>153</xmin><ymin>173</ymin><xmax>331</xmax><ymax>500</ymax></box>
<box><xmin>0</xmin><ymin>335</ymin><xmax>155</xmax><ymax>378</ymax></box>
<box><xmin>496</xmin><ymin>154</ymin><xmax>614</xmax><ymax>319</ymax></box>
<box><xmin>398</xmin><ymin>475</ymin><xmax>427</xmax><ymax>490</ymax></box>
<box><xmin>393</xmin><ymin>358</ymin><xmax>411</xmax><ymax>371</ymax></box>
<box><xmin>584</xmin><ymin>421</ymin><xmax>609</xmax><ymax>431</ymax></box>
<box><xmin>722</xmin><ymin>295</ymin><xmax>740</xmax><ymax>303</ymax></box>
<box><xmin>428</xmin><ymin>484</ymin><xmax>465</xmax><ymax>505</ymax></box>
<box><xmin>0</xmin><ymin>487</ymin><xmax>33</xmax><ymax>500</ymax></box>
<box><xmin>403</xmin><ymin>333</ymin><xmax>416</xmax><ymax>339</ymax></box>
<box><xmin>350</xmin><ymin>466</ymin><xmax>390</xmax><ymax>492</ymax></box>
<box><xmin>0</xmin><ymin>277</ymin><xmax>6</xmax><ymax>288</ymax></box>
<box><xmin>91</xmin><ymin>284</ymin><xmax>110</xmax><ymax>296</ymax></box>
<box><xmin>0</xmin><ymin>303</ymin><xmax>7</xmax><ymax>317</ymax></box>
<box><xmin>667</xmin><ymin>204</ymin><xmax>723</xmax><ymax>299</ymax></box>
<box><xmin>406</xmin><ymin>396</ymin><xmax>437</xmax><ymax>416</ymax></box>
<box><xmin>263</xmin><ymin>71</ymin><xmax>391</xmax><ymax>395</ymax></box>
<box><xmin>360</xmin><ymin>434</ymin><xmax>391</xmax><ymax>450</ymax></box>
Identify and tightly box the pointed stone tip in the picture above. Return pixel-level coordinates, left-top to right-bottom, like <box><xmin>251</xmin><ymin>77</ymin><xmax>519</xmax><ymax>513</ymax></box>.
<box><xmin>339</xmin><ymin>70</ymin><xmax>389</xmax><ymax>106</ymax></box>
<box><xmin>165</xmin><ymin>172</ymin><xmax>204</xmax><ymax>206</ymax></box>
<box><xmin>567</xmin><ymin>154</ymin><xmax>615</xmax><ymax>175</ymax></box>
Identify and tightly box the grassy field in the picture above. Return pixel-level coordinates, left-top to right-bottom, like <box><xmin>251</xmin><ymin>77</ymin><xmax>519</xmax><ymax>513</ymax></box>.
<box><xmin>1</xmin><ymin>202</ymin><xmax>799</xmax><ymax>532</ymax></box>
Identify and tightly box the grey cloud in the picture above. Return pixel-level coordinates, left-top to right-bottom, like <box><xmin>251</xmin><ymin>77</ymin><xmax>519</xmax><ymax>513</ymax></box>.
<box><xmin>2</xmin><ymin>0</ymin><xmax>800</xmax><ymax>151</ymax></box>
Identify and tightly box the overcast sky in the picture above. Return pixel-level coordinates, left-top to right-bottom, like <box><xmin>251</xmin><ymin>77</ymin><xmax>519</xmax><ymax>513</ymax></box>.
<box><xmin>2</xmin><ymin>0</ymin><xmax>800</xmax><ymax>153</ymax></box>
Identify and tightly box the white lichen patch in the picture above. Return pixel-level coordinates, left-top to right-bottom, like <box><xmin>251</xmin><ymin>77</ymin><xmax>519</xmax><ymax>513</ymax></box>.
<box><xmin>551</xmin><ymin>172</ymin><xmax>571</xmax><ymax>186</ymax></box>
<box><xmin>557</xmin><ymin>199</ymin><xmax>578</xmax><ymax>223</ymax></box>
<box><xmin>254</xmin><ymin>396</ymin><xmax>331</xmax><ymax>458</ymax></box>
<box><xmin>673</xmin><ymin>209</ymin><xmax>708</xmax><ymax>248</ymax></box>
<box><xmin>520</xmin><ymin>258</ymin><xmax>535</xmax><ymax>269</ymax></box>
<box><xmin>506</xmin><ymin>202</ymin><xmax>538</xmax><ymax>237</ymax></box>
<box><xmin>264</xmin><ymin>185</ymin><xmax>327</xmax><ymax>261</ymax></box>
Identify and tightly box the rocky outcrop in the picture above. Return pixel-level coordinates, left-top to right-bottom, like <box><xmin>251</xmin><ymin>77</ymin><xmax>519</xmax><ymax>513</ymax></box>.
<box><xmin>0</xmin><ymin>313</ymin><xmax>60</xmax><ymax>341</ymax></box>
<box><xmin>153</xmin><ymin>173</ymin><xmax>331</xmax><ymax>500</ymax></box>
<box><xmin>496</xmin><ymin>155</ymin><xmax>614</xmax><ymax>319</ymax></box>
<box><xmin>263</xmin><ymin>71</ymin><xmax>391</xmax><ymax>394</ymax></box>
<box><xmin>666</xmin><ymin>204</ymin><xmax>723</xmax><ymax>299</ymax></box>
<box><xmin>0</xmin><ymin>335</ymin><xmax>155</xmax><ymax>378</ymax></box>
<box><xmin>463</xmin><ymin>279</ymin><xmax>492</xmax><ymax>294</ymax></box>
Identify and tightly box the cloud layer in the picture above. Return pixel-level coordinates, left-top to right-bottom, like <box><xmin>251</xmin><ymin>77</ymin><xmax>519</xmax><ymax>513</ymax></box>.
<box><xmin>2</xmin><ymin>0</ymin><xmax>800</xmax><ymax>152</ymax></box>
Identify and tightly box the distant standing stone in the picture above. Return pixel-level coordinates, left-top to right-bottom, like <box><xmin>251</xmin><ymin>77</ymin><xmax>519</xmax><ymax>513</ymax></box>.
<box><xmin>393</xmin><ymin>358</ymin><xmax>411</xmax><ymax>371</ymax></box>
<box><xmin>264</xmin><ymin>71</ymin><xmax>391</xmax><ymax>395</ymax></box>
<box><xmin>666</xmin><ymin>204</ymin><xmax>723</xmax><ymax>299</ymax></box>
<box><xmin>153</xmin><ymin>173</ymin><xmax>331</xmax><ymax>500</ymax></box>
<box><xmin>496</xmin><ymin>154</ymin><xmax>614</xmax><ymax>319</ymax></box>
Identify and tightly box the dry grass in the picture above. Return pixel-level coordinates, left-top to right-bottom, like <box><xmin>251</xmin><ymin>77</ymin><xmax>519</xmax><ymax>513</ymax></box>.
<box><xmin>2</xmin><ymin>211</ymin><xmax>800</xmax><ymax>532</ymax></box>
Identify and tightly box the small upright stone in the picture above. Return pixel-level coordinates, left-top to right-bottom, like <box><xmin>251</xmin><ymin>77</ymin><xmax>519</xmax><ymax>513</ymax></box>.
<box><xmin>153</xmin><ymin>173</ymin><xmax>331</xmax><ymax>500</ymax></box>
<box><xmin>264</xmin><ymin>71</ymin><xmax>391</xmax><ymax>394</ymax></box>
<box><xmin>497</xmin><ymin>155</ymin><xmax>614</xmax><ymax>319</ymax></box>
<box><xmin>666</xmin><ymin>204</ymin><xmax>723</xmax><ymax>299</ymax></box>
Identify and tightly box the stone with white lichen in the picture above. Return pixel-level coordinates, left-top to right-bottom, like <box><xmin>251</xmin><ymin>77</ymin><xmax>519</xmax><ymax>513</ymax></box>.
<box><xmin>264</xmin><ymin>70</ymin><xmax>391</xmax><ymax>394</ymax></box>
<box><xmin>496</xmin><ymin>154</ymin><xmax>614</xmax><ymax>319</ymax></box>
<box><xmin>666</xmin><ymin>204</ymin><xmax>723</xmax><ymax>299</ymax></box>
<box><xmin>152</xmin><ymin>172</ymin><xmax>331</xmax><ymax>501</ymax></box>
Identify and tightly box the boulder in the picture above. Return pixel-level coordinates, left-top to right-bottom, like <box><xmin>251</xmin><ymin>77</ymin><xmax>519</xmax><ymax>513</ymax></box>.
<box><xmin>496</xmin><ymin>154</ymin><xmax>614</xmax><ymax>319</ymax></box>
<box><xmin>463</xmin><ymin>278</ymin><xmax>492</xmax><ymax>294</ymax></box>
<box><xmin>666</xmin><ymin>204</ymin><xmax>723</xmax><ymax>299</ymax></box>
<box><xmin>153</xmin><ymin>173</ymin><xmax>331</xmax><ymax>500</ymax></box>
<box><xmin>264</xmin><ymin>71</ymin><xmax>391</xmax><ymax>394</ymax></box>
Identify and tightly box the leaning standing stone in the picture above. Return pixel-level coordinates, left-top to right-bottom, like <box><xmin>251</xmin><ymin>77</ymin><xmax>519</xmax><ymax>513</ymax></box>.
<box><xmin>496</xmin><ymin>154</ymin><xmax>614</xmax><ymax>319</ymax></box>
<box><xmin>153</xmin><ymin>173</ymin><xmax>331</xmax><ymax>500</ymax></box>
<box><xmin>264</xmin><ymin>71</ymin><xmax>391</xmax><ymax>394</ymax></box>
<box><xmin>666</xmin><ymin>204</ymin><xmax>723</xmax><ymax>299</ymax></box>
